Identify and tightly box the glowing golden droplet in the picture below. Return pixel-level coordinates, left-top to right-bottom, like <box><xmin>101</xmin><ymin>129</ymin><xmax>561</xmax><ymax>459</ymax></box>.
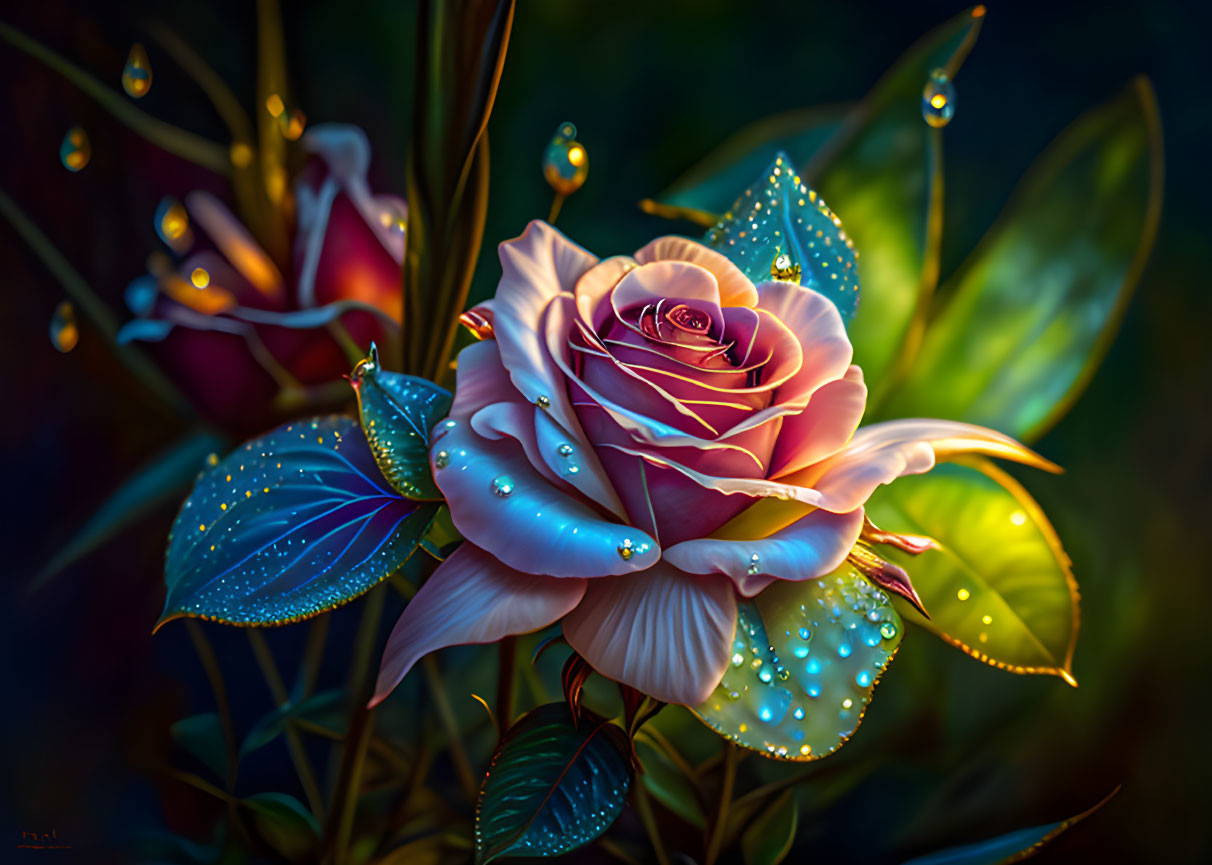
<box><xmin>957</xmin><ymin>588</ymin><xmax>970</xmax><ymax>601</ymax></box>
<box><xmin>121</xmin><ymin>43</ymin><xmax>153</xmax><ymax>98</ymax></box>
<box><xmin>282</xmin><ymin>108</ymin><xmax>306</xmax><ymax>141</ymax></box>
<box><xmin>542</xmin><ymin>121</ymin><xmax>589</xmax><ymax>196</ymax></box>
<box><xmin>982</xmin><ymin>614</ymin><xmax>993</xmax><ymax>625</ymax></box>
<box><xmin>265</xmin><ymin>93</ymin><xmax>285</xmax><ymax>118</ymax></box>
<box><xmin>206</xmin><ymin>453</ymin><xmax>219</xmax><ymax>466</ymax></box>
<box><xmin>230</xmin><ymin>141</ymin><xmax>254</xmax><ymax>168</ymax></box>
<box><xmin>59</xmin><ymin>126</ymin><xmax>91</xmax><ymax>172</ymax></box>
<box><xmin>49</xmin><ymin>301</ymin><xmax>79</xmax><ymax>353</ymax></box>
<box><xmin>190</xmin><ymin>267</ymin><xmax>211</xmax><ymax>289</ymax></box>
<box><xmin>770</xmin><ymin>252</ymin><xmax>801</xmax><ymax>284</ymax></box>
<box><xmin>1009</xmin><ymin>509</ymin><xmax>1027</xmax><ymax>526</ymax></box>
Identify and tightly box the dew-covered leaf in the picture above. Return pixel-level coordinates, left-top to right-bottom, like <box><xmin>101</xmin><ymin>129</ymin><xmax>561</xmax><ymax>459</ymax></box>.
<box><xmin>694</xmin><ymin>566</ymin><xmax>903</xmax><ymax>761</ymax></box>
<box><xmin>636</xmin><ymin>735</ymin><xmax>706</xmax><ymax>830</ymax></box>
<box><xmin>476</xmin><ymin>703</ymin><xmax>632</xmax><ymax>863</ymax></box>
<box><xmin>645</xmin><ymin>104</ymin><xmax>850</xmax><ymax>220</ymax></box>
<box><xmin>351</xmin><ymin>347</ymin><xmax>451</xmax><ymax>500</ymax></box>
<box><xmin>899</xmin><ymin>788</ymin><xmax>1119</xmax><ymax>865</ymax></box>
<box><xmin>875</xmin><ymin>79</ymin><xmax>1162</xmax><ymax>440</ymax></box>
<box><xmin>243</xmin><ymin>792</ymin><xmax>320</xmax><ymax>862</ymax></box>
<box><xmin>33</xmin><ymin>430</ymin><xmax>226</xmax><ymax>591</ymax></box>
<box><xmin>864</xmin><ymin>460</ymin><xmax>1078</xmax><ymax>682</ymax></box>
<box><xmin>704</xmin><ymin>152</ymin><xmax>860</xmax><ymax>320</ymax></box>
<box><xmin>161</xmin><ymin>415</ymin><xmax>434</xmax><ymax>627</ymax></box>
<box><xmin>171</xmin><ymin>712</ymin><xmax>228</xmax><ymax>783</ymax></box>
<box><xmin>741</xmin><ymin>789</ymin><xmax>798</xmax><ymax>865</ymax></box>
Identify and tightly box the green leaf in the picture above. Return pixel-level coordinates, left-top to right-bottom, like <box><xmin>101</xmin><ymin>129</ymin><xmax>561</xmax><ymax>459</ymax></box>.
<box><xmin>741</xmin><ymin>789</ymin><xmax>798</xmax><ymax>865</ymax></box>
<box><xmin>875</xmin><ymin>78</ymin><xmax>1163</xmax><ymax>440</ymax></box>
<box><xmin>171</xmin><ymin>712</ymin><xmax>229</xmax><ymax>783</ymax></box>
<box><xmin>160</xmin><ymin>416</ymin><xmax>435</xmax><ymax>628</ymax></box>
<box><xmin>240</xmin><ymin>690</ymin><xmax>346</xmax><ymax>757</ymax></box>
<box><xmin>864</xmin><ymin>460</ymin><xmax>1078</xmax><ymax>683</ymax></box>
<box><xmin>351</xmin><ymin>346</ymin><xmax>452</xmax><ymax>499</ymax></box>
<box><xmin>704</xmin><ymin>152</ymin><xmax>861</xmax><ymax>320</ymax></box>
<box><xmin>816</xmin><ymin>8</ymin><xmax>983</xmax><ymax>389</ymax></box>
<box><xmin>32</xmin><ymin>432</ymin><xmax>226</xmax><ymax>591</ymax></box>
<box><xmin>636</xmin><ymin>736</ymin><xmax>706</xmax><ymax>830</ymax></box>
<box><xmin>476</xmin><ymin>703</ymin><xmax>632</xmax><ymax>863</ymax></box>
<box><xmin>243</xmin><ymin>792</ymin><xmax>321</xmax><ymax>862</ymax></box>
<box><xmin>694</xmin><ymin>566</ymin><xmax>903</xmax><ymax>761</ymax></box>
<box><xmin>899</xmin><ymin>787</ymin><xmax>1119</xmax><ymax>865</ymax></box>
<box><xmin>643</xmin><ymin>104</ymin><xmax>850</xmax><ymax>221</ymax></box>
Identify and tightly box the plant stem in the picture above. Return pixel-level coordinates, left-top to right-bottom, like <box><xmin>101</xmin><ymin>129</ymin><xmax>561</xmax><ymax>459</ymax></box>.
<box><xmin>631</xmin><ymin>782</ymin><xmax>671</xmax><ymax>865</ymax></box>
<box><xmin>185</xmin><ymin>620</ymin><xmax>238</xmax><ymax>790</ymax></box>
<box><xmin>547</xmin><ymin>191</ymin><xmax>566</xmax><ymax>224</ymax></box>
<box><xmin>704</xmin><ymin>742</ymin><xmax>738</xmax><ymax>865</ymax></box>
<box><xmin>496</xmin><ymin>635</ymin><xmax>517</xmax><ymax>732</ymax></box>
<box><xmin>246</xmin><ymin>630</ymin><xmax>325</xmax><ymax>821</ymax></box>
<box><xmin>295</xmin><ymin>615</ymin><xmax>330</xmax><ymax>699</ymax></box>
<box><xmin>422</xmin><ymin>654</ymin><xmax>479</xmax><ymax>801</ymax></box>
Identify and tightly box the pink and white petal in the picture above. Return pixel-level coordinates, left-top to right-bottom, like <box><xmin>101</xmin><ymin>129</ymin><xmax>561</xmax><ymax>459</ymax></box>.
<box><xmin>801</xmin><ymin>419</ymin><xmax>1061</xmax><ymax>514</ymax></box>
<box><xmin>755</xmin><ymin>281</ymin><xmax>852</xmax><ymax>401</ymax></box>
<box><xmin>370</xmin><ymin>544</ymin><xmax>586</xmax><ymax>706</ymax></box>
<box><xmin>532</xmin><ymin>408</ymin><xmax>628</xmax><ymax>519</ymax></box>
<box><xmin>575</xmin><ymin>256</ymin><xmax>636</xmax><ymax>332</ymax></box>
<box><xmin>663</xmin><ymin>507</ymin><xmax>864</xmax><ymax>597</ymax></box>
<box><xmin>449</xmin><ymin>339</ymin><xmax>517</xmax><ymax>423</ymax></box>
<box><xmin>634</xmin><ymin>236</ymin><xmax>759</xmax><ymax>308</ymax></box>
<box><xmin>563</xmin><ymin>563</ymin><xmax>737</xmax><ymax>705</ymax></box>
<box><xmin>431</xmin><ymin>418</ymin><xmax>658</xmax><ymax>577</ymax></box>
<box><xmin>609</xmin><ymin>261</ymin><xmax>725</xmax><ymax>335</ymax></box>
<box><xmin>471</xmin><ymin>401</ymin><xmax>562</xmax><ymax>486</ymax></box>
<box><xmin>768</xmin><ymin>366</ymin><xmax>867</xmax><ymax>478</ymax></box>
<box><xmin>496</xmin><ymin>220</ymin><xmax>598</xmax><ymax>427</ymax></box>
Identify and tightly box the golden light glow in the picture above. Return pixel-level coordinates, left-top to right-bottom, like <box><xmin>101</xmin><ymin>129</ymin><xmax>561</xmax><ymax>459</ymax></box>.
<box><xmin>190</xmin><ymin>267</ymin><xmax>211</xmax><ymax>289</ymax></box>
<box><xmin>930</xmin><ymin>93</ymin><xmax>948</xmax><ymax>109</ymax></box>
<box><xmin>265</xmin><ymin>93</ymin><xmax>285</xmax><ymax>117</ymax></box>
<box><xmin>230</xmin><ymin>141</ymin><xmax>254</xmax><ymax>168</ymax></box>
<box><xmin>1009</xmin><ymin>509</ymin><xmax>1028</xmax><ymax>526</ymax></box>
<box><xmin>567</xmin><ymin>145</ymin><xmax>585</xmax><ymax>166</ymax></box>
<box><xmin>957</xmin><ymin>588</ymin><xmax>970</xmax><ymax>601</ymax></box>
<box><xmin>160</xmin><ymin>203</ymin><xmax>188</xmax><ymax>240</ymax></box>
<box><xmin>282</xmin><ymin>109</ymin><xmax>306</xmax><ymax>141</ymax></box>
<box><xmin>973</xmin><ymin>4</ymin><xmax>987</xmax><ymax>17</ymax></box>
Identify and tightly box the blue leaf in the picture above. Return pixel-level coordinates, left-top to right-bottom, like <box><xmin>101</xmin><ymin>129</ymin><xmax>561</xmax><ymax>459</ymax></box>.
<box><xmin>161</xmin><ymin>415</ymin><xmax>434</xmax><ymax>627</ymax></box>
<box><xmin>900</xmin><ymin>788</ymin><xmax>1120</xmax><ymax>865</ymax></box>
<box><xmin>704</xmin><ymin>152</ymin><xmax>860</xmax><ymax>320</ymax></box>
<box><xmin>33</xmin><ymin>431</ymin><xmax>227</xmax><ymax>591</ymax></box>
<box><xmin>117</xmin><ymin>317</ymin><xmax>176</xmax><ymax>343</ymax></box>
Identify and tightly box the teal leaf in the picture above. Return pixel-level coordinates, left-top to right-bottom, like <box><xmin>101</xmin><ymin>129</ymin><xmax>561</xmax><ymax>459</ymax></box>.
<box><xmin>171</xmin><ymin>712</ymin><xmax>228</xmax><ymax>783</ymax></box>
<box><xmin>351</xmin><ymin>346</ymin><xmax>452</xmax><ymax>500</ymax></box>
<box><xmin>243</xmin><ymin>792</ymin><xmax>321</xmax><ymax>862</ymax></box>
<box><xmin>476</xmin><ymin>703</ymin><xmax>632</xmax><ymax>863</ymax></box>
<box><xmin>741</xmin><ymin>789</ymin><xmax>798</xmax><ymax>865</ymax></box>
<box><xmin>694</xmin><ymin>566</ymin><xmax>902</xmax><ymax>760</ymax></box>
<box><xmin>899</xmin><ymin>788</ymin><xmax>1119</xmax><ymax>865</ymax></box>
<box><xmin>240</xmin><ymin>690</ymin><xmax>346</xmax><ymax>757</ymax></box>
<box><xmin>864</xmin><ymin>460</ymin><xmax>1079</xmax><ymax>683</ymax></box>
<box><xmin>161</xmin><ymin>415</ymin><xmax>434</xmax><ymax>627</ymax></box>
<box><xmin>116</xmin><ymin>317</ymin><xmax>176</xmax><ymax>343</ymax></box>
<box><xmin>644</xmin><ymin>104</ymin><xmax>850</xmax><ymax>221</ymax></box>
<box><xmin>32</xmin><ymin>431</ymin><xmax>226</xmax><ymax>591</ymax></box>
<box><xmin>636</xmin><ymin>736</ymin><xmax>706</xmax><ymax>830</ymax></box>
<box><xmin>874</xmin><ymin>78</ymin><xmax>1163</xmax><ymax>440</ymax></box>
<box><xmin>704</xmin><ymin>152</ymin><xmax>860</xmax><ymax>320</ymax></box>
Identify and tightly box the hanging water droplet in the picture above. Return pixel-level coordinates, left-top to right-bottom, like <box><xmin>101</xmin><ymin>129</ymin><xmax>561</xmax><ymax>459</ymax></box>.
<box><xmin>60</xmin><ymin>126</ymin><xmax>91</xmax><ymax>172</ymax></box>
<box><xmin>542</xmin><ymin>121</ymin><xmax>589</xmax><ymax>196</ymax></box>
<box><xmin>125</xmin><ymin>276</ymin><xmax>159</xmax><ymax>315</ymax></box>
<box><xmin>154</xmin><ymin>196</ymin><xmax>192</xmax><ymax>254</ymax></box>
<box><xmin>50</xmin><ymin>301</ymin><xmax>79</xmax><ymax>352</ymax></box>
<box><xmin>921</xmin><ymin>68</ymin><xmax>956</xmax><ymax>128</ymax></box>
<box><xmin>797</xmin><ymin>627</ymin><xmax>810</xmax><ymax>640</ymax></box>
<box><xmin>880</xmin><ymin>621</ymin><xmax>898</xmax><ymax>640</ymax></box>
<box><xmin>557</xmin><ymin>443</ymin><xmax>575</xmax><ymax>457</ymax></box>
<box><xmin>434</xmin><ymin>450</ymin><xmax>450</xmax><ymax>469</ymax></box>
<box><xmin>770</xmin><ymin>251</ymin><xmax>801</xmax><ymax>283</ymax></box>
<box><xmin>122</xmin><ymin>43</ymin><xmax>153</xmax><ymax>98</ymax></box>
<box><xmin>491</xmin><ymin>474</ymin><xmax>515</xmax><ymax>496</ymax></box>
<box><xmin>535</xmin><ymin>394</ymin><xmax>551</xmax><ymax>409</ymax></box>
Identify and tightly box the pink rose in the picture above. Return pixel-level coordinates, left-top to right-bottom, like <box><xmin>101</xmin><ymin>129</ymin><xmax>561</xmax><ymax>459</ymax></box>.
<box><xmin>372</xmin><ymin>221</ymin><xmax>1046</xmax><ymax>706</ymax></box>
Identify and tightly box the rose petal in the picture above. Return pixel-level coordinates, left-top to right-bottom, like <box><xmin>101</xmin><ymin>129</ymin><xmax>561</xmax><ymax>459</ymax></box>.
<box><xmin>634</xmin><ymin>236</ymin><xmax>759</xmax><ymax>308</ymax></box>
<box><xmin>754</xmin><ymin>281</ymin><xmax>851</xmax><ymax>403</ymax></box>
<box><xmin>768</xmin><ymin>365</ymin><xmax>867</xmax><ymax>478</ymax></box>
<box><xmin>370</xmin><ymin>544</ymin><xmax>586</xmax><ymax>706</ymax></box>
<box><xmin>495</xmin><ymin>221</ymin><xmax>598</xmax><ymax>432</ymax></box>
<box><xmin>563</xmin><ymin>563</ymin><xmax>737</xmax><ymax>705</ymax></box>
<box><xmin>664</xmin><ymin>507</ymin><xmax>865</xmax><ymax>597</ymax></box>
<box><xmin>609</xmin><ymin>260</ymin><xmax>725</xmax><ymax>337</ymax></box>
<box><xmin>449</xmin><ymin>339</ymin><xmax>515</xmax><ymax>422</ymax></box>
<box><xmin>575</xmin><ymin>256</ymin><xmax>637</xmax><ymax>333</ymax></box>
<box><xmin>431</xmin><ymin>417</ymin><xmax>658</xmax><ymax>577</ymax></box>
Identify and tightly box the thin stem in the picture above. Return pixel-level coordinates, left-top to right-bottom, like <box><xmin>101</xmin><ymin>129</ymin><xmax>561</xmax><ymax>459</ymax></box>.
<box><xmin>631</xmin><ymin>782</ymin><xmax>671</xmax><ymax>865</ymax></box>
<box><xmin>185</xmin><ymin>620</ymin><xmax>238</xmax><ymax>790</ymax></box>
<box><xmin>326</xmin><ymin>318</ymin><xmax>366</xmax><ymax>367</ymax></box>
<box><xmin>597</xmin><ymin>836</ymin><xmax>643</xmax><ymax>865</ymax></box>
<box><xmin>145</xmin><ymin>21</ymin><xmax>255</xmax><ymax>144</ymax></box>
<box><xmin>422</xmin><ymin>654</ymin><xmax>479</xmax><ymax>801</ymax></box>
<box><xmin>704</xmin><ymin>742</ymin><xmax>738</xmax><ymax>865</ymax></box>
<box><xmin>547</xmin><ymin>191</ymin><xmax>566</xmax><ymax>224</ymax></box>
<box><xmin>496</xmin><ymin>635</ymin><xmax>517</xmax><ymax>733</ymax></box>
<box><xmin>331</xmin><ymin>709</ymin><xmax>375</xmax><ymax>865</ymax></box>
<box><xmin>0</xmin><ymin>20</ymin><xmax>229</xmax><ymax>174</ymax></box>
<box><xmin>246</xmin><ymin>630</ymin><xmax>325</xmax><ymax>821</ymax></box>
<box><xmin>295</xmin><ymin>615</ymin><xmax>330</xmax><ymax>700</ymax></box>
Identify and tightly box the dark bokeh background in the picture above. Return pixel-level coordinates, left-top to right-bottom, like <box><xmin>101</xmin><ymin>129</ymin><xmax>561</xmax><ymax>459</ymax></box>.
<box><xmin>2</xmin><ymin>1</ymin><xmax>1209</xmax><ymax>862</ymax></box>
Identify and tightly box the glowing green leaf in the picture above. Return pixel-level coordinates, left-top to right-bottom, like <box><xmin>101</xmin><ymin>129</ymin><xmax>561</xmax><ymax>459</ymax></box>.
<box><xmin>864</xmin><ymin>460</ymin><xmax>1078</xmax><ymax>683</ymax></box>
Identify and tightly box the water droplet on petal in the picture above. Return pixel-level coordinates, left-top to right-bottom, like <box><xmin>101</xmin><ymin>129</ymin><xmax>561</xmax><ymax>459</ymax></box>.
<box><xmin>434</xmin><ymin>450</ymin><xmax>450</xmax><ymax>469</ymax></box>
<box><xmin>922</xmin><ymin>68</ymin><xmax>956</xmax><ymax>128</ymax></box>
<box><xmin>491</xmin><ymin>474</ymin><xmax>515</xmax><ymax>497</ymax></box>
<box><xmin>557</xmin><ymin>443</ymin><xmax>574</xmax><ymax>457</ymax></box>
<box><xmin>50</xmin><ymin>300</ymin><xmax>78</xmax><ymax>352</ymax></box>
<box><xmin>122</xmin><ymin>43</ymin><xmax>153</xmax><ymax>98</ymax></box>
<box><xmin>535</xmin><ymin>395</ymin><xmax>551</xmax><ymax>408</ymax></box>
<box><xmin>60</xmin><ymin>126</ymin><xmax>91</xmax><ymax>172</ymax></box>
<box><xmin>617</xmin><ymin>538</ymin><xmax>634</xmax><ymax>560</ymax></box>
